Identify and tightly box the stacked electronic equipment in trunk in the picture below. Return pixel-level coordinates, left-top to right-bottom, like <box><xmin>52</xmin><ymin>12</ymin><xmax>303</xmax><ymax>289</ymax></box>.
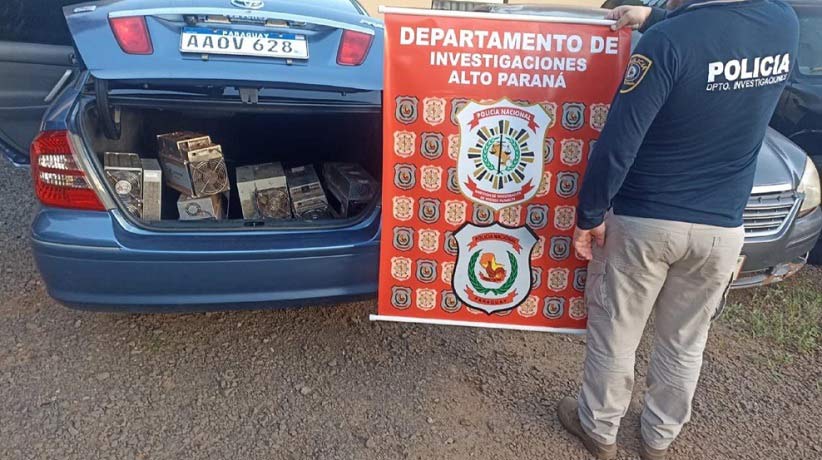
<box><xmin>103</xmin><ymin>131</ymin><xmax>377</xmax><ymax>224</ymax></box>
<box><xmin>158</xmin><ymin>132</ymin><xmax>231</xmax><ymax>220</ymax></box>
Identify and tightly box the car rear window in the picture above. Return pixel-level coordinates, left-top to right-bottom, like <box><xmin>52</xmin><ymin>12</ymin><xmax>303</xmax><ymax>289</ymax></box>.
<box><xmin>0</xmin><ymin>0</ymin><xmax>85</xmax><ymax>46</ymax></box>
<box><xmin>795</xmin><ymin>5</ymin><xmax>822</xmax><ymax>77</ymax></box>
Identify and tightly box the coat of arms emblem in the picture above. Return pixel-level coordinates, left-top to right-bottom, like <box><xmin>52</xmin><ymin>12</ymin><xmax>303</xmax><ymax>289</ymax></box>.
<box><xmin>556</xmin><ymin>171</ymin><xmax>579</xmax><ymax>198</ymax></box>
<box><xmin>394</xmin><ymin>164</ymin><xmax>416</xmax><ymax>190</ymax></box>
<box><xmin>391</xmin><ymin>286</ymin><xmax>412</xmax><ymax>310</ymax></box>
<box><xmin>517</xmin><ymin>295</ymin><xmax>540</xmax><ymax>317</ymax></box>
<box><xmin>543</xmin><ymin>297</ymin><xmax>565</xmax><ymax>319</ymax></box>
<box><xmin>451</xmin><ymin>98</ymin><xmax>469</xmax><ymax>125</ymax></box>
<box><xmin>392</xmin><ymin>196</ymin><xmax>414</xmax><ymax>221</ymax></box>
<box><xmin>540</xmin><ymin>102</ymin><xmax>558</xmax><ymax>128</ymax></box>
<box><xmin>395</xmin><ymin>96</ymin><xmax>418</xmax><ymax>125</ymax></box>
<box><xmin>393</xmin><ymin>131</ymin><xmax>416</xmax><ymax>157</ymax></box>
<box><xmin>392</xmin><ymin>227</ymin><xmax>414</xmax><ymax>251</ymax></box>
<box><xmin>445</xmin><ymin>200</ymin><xmax>467</xmax><ymax>226</ymax></box>
<box><xmin>456</xmin><ymin>99</ymin><xmax>549</xmax><ymax>211</ymax></box>
<box><xmin>416</xmin><ymin>260</ymin><xmax>437</xmax><ymax>284</ymax></box>
<box><xmin>418</xmin><ymin>229</ymin><xmax>440</xmax><ymax>254</ymax></box>
<box><xmin>420</xmin><ymin>132</ymin><xmax>443</xmax><ymax>160</ymax></box>
<box><xmin>441</xmin><ymin>290</ymin><xmax>461</xmax><ymax>313</ymax></box>
<box><xmin>447</xmin><ymin>134</ymin><xmax>460</xmax><ymax>160</ymax></box>
<box><xmin>590</xmin><ymin>103</ymin><xmax>610</xmax><ymax>132</ymax></box>
<box><xmin>561</xmin><ymin>102</ymin><xmax>585</xmax><ymax>131</ymax></box>
<box><xmin>452</xmin><ymin>223</ymin><xmax>537</xmax><ymax>314</ymax></box>
<box><xmin>536</xmin><ymin>171</ymin><xmax>552</xmax><ymax>198</ymax></box>
<box><xmin>560</xmin><ymin>139</ymin><xmax>584</xmax><ymax>166</ymax></box>
<box><xmin>420</xmin><ymin>165</ymin><xmax>443</xmax><ymax>192</ymax></box>
<box><xmin>544</xmin><ymin>137</ymin><xmax>555</xmax><ymax>164</ymax></box>
<box><xmin>423</xmin><ymin>97</ymin><xmax>446</xmax><ymax>125</ymax></box>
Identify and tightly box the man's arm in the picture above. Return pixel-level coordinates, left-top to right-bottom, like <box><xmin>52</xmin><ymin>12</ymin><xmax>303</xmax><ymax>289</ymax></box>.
<box><xmin>576</xmin><ymin>29</ymin><xmax>679</xmax><ymax>231</ymax></box>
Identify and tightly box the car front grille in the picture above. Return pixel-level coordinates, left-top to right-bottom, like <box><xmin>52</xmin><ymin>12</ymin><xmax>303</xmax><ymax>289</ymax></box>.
<box><xmin>743</xmin><ymin>189</ymin><xmax>798</xmax><ymax>238</ymax></box>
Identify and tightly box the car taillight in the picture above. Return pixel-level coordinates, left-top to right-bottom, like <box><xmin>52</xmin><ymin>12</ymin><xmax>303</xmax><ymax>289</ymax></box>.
<box><xmin>30</xmin><ymin>131</ymin><xmax>105</xmax><ymax>211</ymax></box>
<box><xmin>337</xmin><ymin>30</ymin><xmax>372</xmax><ymax>66</ymax></box>
<box><xmin>109</xmin><ymin>16</ymin><xmax>153</xmax><ymax>55</ymax></box>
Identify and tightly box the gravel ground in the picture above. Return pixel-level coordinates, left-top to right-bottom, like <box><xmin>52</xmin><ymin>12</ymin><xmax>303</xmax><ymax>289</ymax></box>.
<box><xmin>1</xmin><ymin>158</ymin><xmax>820</xmax><ymax>460</ymax></box>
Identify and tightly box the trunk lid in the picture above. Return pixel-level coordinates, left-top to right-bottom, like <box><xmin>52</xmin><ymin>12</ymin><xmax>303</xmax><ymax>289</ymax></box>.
<box><xmin>63</xmin><ymin>0</ymin><xmax>383</xmax><ymax>92</ymax></box>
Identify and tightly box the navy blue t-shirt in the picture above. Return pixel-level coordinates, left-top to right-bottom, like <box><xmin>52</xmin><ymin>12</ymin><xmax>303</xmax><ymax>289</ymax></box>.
<box><xmin>577</xmin><ymin>0</ymin><xmax>800</xmax><ymax>229</ymax></box>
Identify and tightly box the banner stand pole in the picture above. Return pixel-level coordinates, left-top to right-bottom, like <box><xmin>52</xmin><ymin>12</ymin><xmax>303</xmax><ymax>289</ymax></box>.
<box><xmin>370</xmin><ymin>314</ymin><xmax>586</xmax><ymax>335</ymax></box>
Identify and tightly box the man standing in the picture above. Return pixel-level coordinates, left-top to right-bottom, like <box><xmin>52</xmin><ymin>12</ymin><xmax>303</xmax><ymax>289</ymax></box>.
<box><xmin>557</xmin><ymin>2</ymin><xmax>799</xmax><ymax>460</ymax></box>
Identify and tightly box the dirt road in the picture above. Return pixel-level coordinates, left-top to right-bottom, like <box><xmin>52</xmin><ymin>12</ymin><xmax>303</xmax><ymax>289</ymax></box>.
<box><xmin>1</xmin><ymin>160</ymin><xmax>820</xmax><ymax>460</ymax></box>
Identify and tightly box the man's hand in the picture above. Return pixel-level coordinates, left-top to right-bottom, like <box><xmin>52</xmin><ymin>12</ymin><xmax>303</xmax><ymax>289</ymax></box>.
<box><xmin>606</xmin><ymin>6</ymin><xmax>653</xmax><ymax>30</ymax></box>
<box><xmin>573</xmin><ymin>223</ymin><xmax>606</xmax><ymax>261</ymax></box>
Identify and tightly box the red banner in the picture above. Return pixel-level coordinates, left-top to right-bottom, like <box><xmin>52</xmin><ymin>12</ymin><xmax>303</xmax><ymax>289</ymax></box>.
<box><xmin>375</xmin><ymin>9</ymin><xmax>630</xmax><ymax>332</ymax></box>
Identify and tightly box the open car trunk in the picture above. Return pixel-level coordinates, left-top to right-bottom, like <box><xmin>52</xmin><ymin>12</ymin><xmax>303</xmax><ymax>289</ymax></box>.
<box><xmin>80</xmin><ymin>97</ymin><xmax>382</xmax><ymax>230</ymax></box>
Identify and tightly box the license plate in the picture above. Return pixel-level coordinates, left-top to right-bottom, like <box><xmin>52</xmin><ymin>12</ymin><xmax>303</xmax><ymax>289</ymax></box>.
<box><xmin>180</xmin><ymin>27</ymin><xmax>308</xmax><ymax>60</ymax></box>
<box><xmin>733</xmin><ymin>255</ymin><xmax>746</xmax><ymax>281</ymax></box>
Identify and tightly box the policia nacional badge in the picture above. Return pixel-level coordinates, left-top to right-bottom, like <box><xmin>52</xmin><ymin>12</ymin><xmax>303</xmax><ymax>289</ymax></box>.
<box><xmin>621</xmin><ymin>54</ymin><xmax>653</xmax><ymax>94</ymax></box>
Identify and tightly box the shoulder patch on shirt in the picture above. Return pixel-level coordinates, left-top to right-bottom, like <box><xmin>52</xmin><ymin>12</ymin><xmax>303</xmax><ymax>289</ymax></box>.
<box><xmin>620</xmin><ymin>54</ymin><xmax>654</xmax><ymax>94</ymax></box>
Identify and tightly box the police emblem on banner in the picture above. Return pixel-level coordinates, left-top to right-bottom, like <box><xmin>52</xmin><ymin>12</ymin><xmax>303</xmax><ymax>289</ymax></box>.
<box><xmin>532</xmin><ymin>235</ymin><xmax>546</xmax><ymax>260</ymax></box>
<box><xmin>573</xmin><ymin>267</ymin><xmax>587</xmax><ymax>292</ymax></box>
<box><xmin>419</xmin><ymin>198</ymin><xmax>441</xmax><ymax>224</ymax></box>
<box><xmin>517</xmin><ymin>295</ymin><xmax>540</xmax><ymax>317</ymax></box>
<box><xmin>444</xmin><ymin>231</ymin><xmax>458</xmax><ymax>256</ymax></box>
<box><xmin>556</xmin><ymin>171</ymin><xmax>579</xmax><ymax>198</ymax></box>
<box><xmin>561</xmin><ymin>102</ymin><xmax>585</xmax><ymax>131</ymax></box>
<box><xmin>543</xmin><ymin>297</ymin><xmax>565</xmax><ymax>319</ymax></box>
<box><xmin>416</xmin><ymin>288</ymin><xmax>437</xmax><ymax>311</ymax></box>
<box><xmin>392</xmin><ymin>227</ymin><xmax>414</xmax><ymax>251</ymax></box>
<box><xmin>560</xmin><ymin>139</ymin><xmax>584</xmax><ymax>166</ymax></box>
<box><xmin>544</xmin><ymin>137</ymin><xmax>555</xmax><ymax>164</ymax></box>
<box><xmin>391</xmin><ymin>256</ymin><xmax>412</xmax><ymax>281</ymax></box>
<box><xmin>456</xmin><ymin>99</ymin><xmax>549</xmax><ymax>211</ymax></box>
<box><xmin>393</xmin><ymin>131</ymin><xmax>416</xmax><ymax>158</ymax></box>
<box><xmin>536</xmin><ymin>171</ymin><xmax>552</xmax><ymax>198</ymax></box>
<box><xmin>445</xmin><ymin>200</ymin><xmax>467</xmax><ymax>226</ymax></box>
<box><xmin>441</xmin><ymin>261</ymin><xmax>455</xmax><ymax>284</ymax></box>
<box><xmin>423</xmin><ymin>97</ymin><xmax>446</xmax><ymax>125</ymax></box>
<box><xmin>589</xmin><ymin>139</ymin><xmax>597</xmax><ymax>160</ymax></box>
<box><xmin>391</xmin><ymin>286</ymin><xmax>412</xmax><ymax>310</ymax></box>
<box><xmin>421</xmin><ymin>165</ymin><xmax>443</xmax><ymax>192</ymax></box>
<box><xmin>447</xmin><ymin>167</ymin><xmax>460</xmax><ymax>194</ymax></box>
<box><xmin>540</xmin><ymin>102</ymin><xmax>558</xmax><ymax>128</ymax></box>
<box><xmin>418</xmin><ymin>229</ymin><xmax>440</xmax><ymax>254</ymax></box>
<box><xmin>590</xmin><ymin>104</ymin><xmax>610</xmax><ymax>132</ymax></box>
<box><xmin>472</xmin><ymin>204</ymin><xmax>494</xmax><ymax>225</ymax></box>
<box><xmin>549</xmin><ymin>236</ymin><xmax>572</xmax><ymax>261</ymax></box>
<box><xmin>554</xmin><ymin>206</ymin><xmax>576</xmax><ymax>231</ymax></box>
<box><xmin>416</xmin><ymin>259</ymin><xmax>437</xmax><ymax>284</ymax></box>
<box><xmin>569</xmin><ymin>297</ymin><xmax>587</xmax><ymax>320</ymax></box>
<box><xmin>451</xmin><ymin>98</ymin><xmax>470</xmax><ymax>125</ymax></box>
<box><xmin>420</xmin><ymin>132</ymin><xmax>444</xmax><ymax>160</ymax></box>
<box><xmin>395</xmin><ymin>96</ymin><xmax>418</xmax><ymax>125</ymax></box>
<box><xmin>392</xmin><ymin>196</ymin><xmax>414</xmax><ymax>221</ymax></box>
<box><xmin>441</xmin><ymin>290</ymin><xmax>462</xmax><ymax>313</ymax></box>
<box><xmin>531</xmin><ymin>267</ymin><xmax>542</xmax><ymax>289</ymax></box>
<box><xmin>548</xmin><ymin>268</ymin><xmax>569</xmax><ymax>292</ymax></box>
<box><xmin>452</xmin><ymin>223</ymin><xmax>538</xmax><ymax>314</ymax></box>
<box><xmin>526</xmin><ymin>204</ymin><xmax>549</xmax><ymax>229</ymax></box>
<box><xmin>394</xmin><ymin>164</ymin><xmax>416</xmax><ymax>190</ymax></box>
<box><xmin>448</xmin><ymin>134</ymin><xmax>460</xmax><ymax>160</ymax></box>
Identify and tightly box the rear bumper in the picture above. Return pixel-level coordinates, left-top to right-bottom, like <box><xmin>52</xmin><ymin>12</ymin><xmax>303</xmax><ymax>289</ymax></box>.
<box><xmin>734</xmin><ymin>206</ymin><xmax>822</xmax><ymax>288</ymax></box>
<box><xmin>31</xmin><ymin>207</ymin><xmax>379</xmax><ymax>312</ymax></box>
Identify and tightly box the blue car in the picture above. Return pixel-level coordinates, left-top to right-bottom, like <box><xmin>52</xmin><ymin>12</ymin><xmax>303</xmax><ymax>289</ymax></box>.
<box><xmin>2</xmin><ymin>0</ymin><xmax>384</xmax><ymax>311</ymax></box>
<box><xmin>1</xmin><ymin>1</ymin><xmax>819</xmax><ymax>312</ymax></box>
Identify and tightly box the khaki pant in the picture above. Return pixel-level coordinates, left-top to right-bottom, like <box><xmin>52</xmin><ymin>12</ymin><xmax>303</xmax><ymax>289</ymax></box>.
<box><xmin>577</xmin><ymin>214</ymin><xmax>744</xmax><ymax>449</ymax></box>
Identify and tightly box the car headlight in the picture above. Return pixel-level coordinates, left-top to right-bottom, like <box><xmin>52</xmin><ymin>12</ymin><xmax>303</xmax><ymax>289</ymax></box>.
<box><xmin>798</xmin><ymin>156</ymin><xmax>821</xmax><ymax>217</ymax></box>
